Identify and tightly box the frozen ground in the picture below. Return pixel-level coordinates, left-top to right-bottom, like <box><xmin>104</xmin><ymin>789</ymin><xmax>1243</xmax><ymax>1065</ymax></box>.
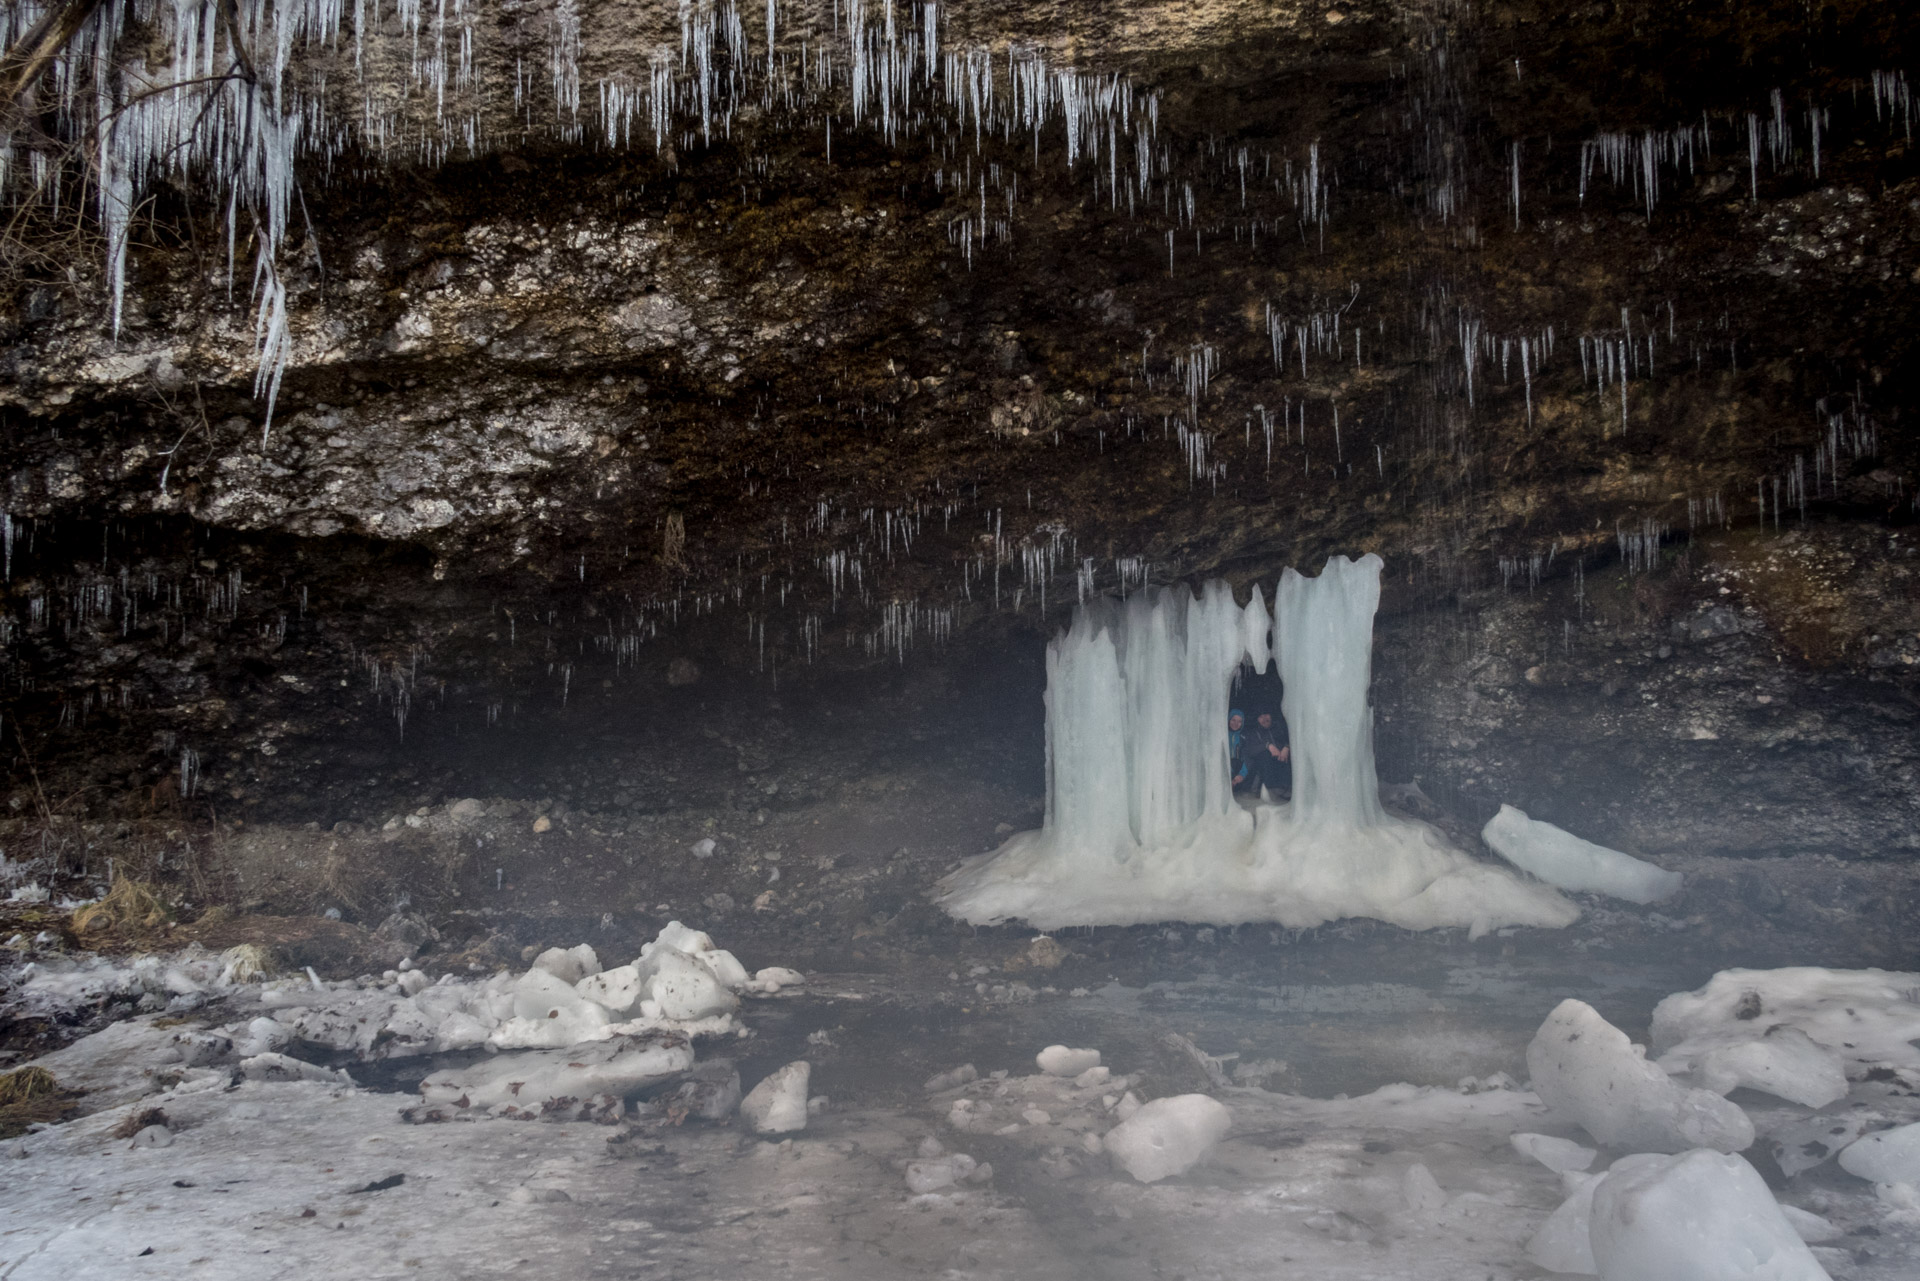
<box><xmin>3</xmin><ymin>932</ymin><xmax>1918</xmax><ymax>1281</ymax></box>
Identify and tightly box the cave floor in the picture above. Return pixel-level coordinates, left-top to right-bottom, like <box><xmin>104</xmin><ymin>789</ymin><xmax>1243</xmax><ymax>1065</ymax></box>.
<box><xmin>5</xmin><ymin>890</ymin><xmax>1920</xmax><ymax>1280</ymax></box>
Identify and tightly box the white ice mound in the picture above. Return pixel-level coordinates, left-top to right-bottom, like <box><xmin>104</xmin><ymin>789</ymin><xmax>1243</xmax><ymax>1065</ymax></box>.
<box><xmin>936</xmin><ymin>559</ymin><xmax>1578</xmax><ymax>935</ymax></box>
<box><xmin>1664</xmin><ymin>1025</ymin><xmax>1849</xmax><ymax>1110</ymax></box>
<box><xmin>1649</xmin><ymin>967</ymin><xmax>1920</xmax><ymax>1076</ymax></box>
<box><xmin>1590</xmin><ymin>1149</ymin><xmax>1832</xmax><ymax>1281</ymax></box>
<box><xmin>740</xmin><ymin>1060</ymin><xmax>811</xmax><ymax>1134</ymax></box>
<box><xmin>1838</xmin><ymin>1122</ymin><xmax>1920</xmax><ymax>1186</ymax></box>
<box><xmin>576</xmin><ymin>964</ymin><xmax>648</xmax><ymax>1016</ymax></box>
<box><xmin>1036</xmin><ymin>1046</ymin><xmax>1101</xmax><ymax>1077</ymax></box>
<box><xmin>488</xmin><ymin>967</ymin><xmax>612</xmax><ymax>1048</ymax></box>
<box><xmin>531</xmin><ymin>943</ymin><xmax>601</xmax><ymax>984</ymax></box>
<box><xmin>635</xmin><ymin>946</ymin><xmax>739</xmax><ymax>1021</ymax></box>
<box><xmin>1482</xmin><ymin>805</ymin><xmax>1683</xmax><ymax>904</ymax></box>
<box><xmin>1527</xmin><ymin>999</ymin><xmax>1753</xmax><ymax>1153</ymax></box>
<box><xmin>418</xmin><ymin>1032</ymin><xmax>691</xmax><ymax>1121</ymax></box>
<box><xmin>1102</xmin><ymin>1094</ymin><xmax>1231</xmax><ymax>1183</ymax></box>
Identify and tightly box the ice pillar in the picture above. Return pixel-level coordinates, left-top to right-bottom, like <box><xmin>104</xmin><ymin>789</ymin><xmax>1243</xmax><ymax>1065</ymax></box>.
<box><xmin>1275</xmin><ymin>553</ymin><xmax>1387</xmax><ymax>828</ymax></box>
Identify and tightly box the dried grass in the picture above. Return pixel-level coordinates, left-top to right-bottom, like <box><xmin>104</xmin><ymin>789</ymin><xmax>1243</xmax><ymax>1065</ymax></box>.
<box><xmin>0</xmin><ymin>1066</ymin><xmax>57</xmax><ymax>1106</ymax></box>
<box><xmin>111</xmin><ymin>1106</ymin><xmax>169</xmax><ymax>1140</ymax></box>
<box><xmin>0</xmin><ymin>1066</ymin><xmax>73</xmax><ymax>1139</ymax></box>
<box><xmin>71</xmin><ymin>874</ymin><xmax>172</xmax><ymax>934</ymax></box>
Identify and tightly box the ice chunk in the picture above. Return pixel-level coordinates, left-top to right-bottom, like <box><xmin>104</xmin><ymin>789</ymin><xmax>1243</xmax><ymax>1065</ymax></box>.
<box><xmin>239</xmin><ymin>1052</ymin><xmax>354</xmax><ymax>1085</ymax></box>
<box><xmin>1777</xmin><ymin>1205</ymin><xmax>1840</xmax><ymax>1244</ymax></box>
<box><xmin>695</xmin><ymin>948</ymin><xmax>751</xmax><ymax>989</ymax></box>
<box><xmin>1527</xmin><ymin>999</ymin><xmax>1753</xmax><ymax>1153</ymax></box>
<box><xmin>740</xmin><ymin>1061</ymin><xmax>811</xmax><ymax>1134</ymax></box>
<box><xmin>1511</xmin><ymin>1131</ymin><xmax>1598</xmax><ymax>1172</ymax></box>
<box><xmin>906</xmin><ymin>1153</ymin><xmax>977</xmax><ymax>1193</ymax></box>
<box><xmin>531</xmin><ymin>944</ymin><xmax>602</xmax><ymax>984</ymax></box>
<box><xmin>1527</xmin><ymin>1168</ymin><xmax>1609</xmax><ymax>1275</ymax></box>
<box><xmin>1650</xmin><ymin>967</ymin><xmax>1920</xmax><ymax>1076</ymax></box>
<box><xmin>648</xmin><ymin>920</ymin><xmax>717</xmax><ymax>956</ymax></box>
<box><xmin>1101</xmin><ymin>1094</ymin><xmax>1231</xmax><ymax>1183</ymax></box>
<box><xmin>635</xmin><ymin>947</ymin><xmax>738</xmax><ymax>1021</ymax></box>
<box><xmin>416</xmin><ymin>1032</ymin><xmax>691</xmax><ymax>1121</ymax></box>
<box><xmin>232</xmin><ymin>1017</ymin><xmax>291</xmax><ymax>1058</ymax></box>
<box><xmin>1402</xmin><ymin>1162</ymin><xmax>1446</xmax><ymax>1212</ymax></box>
<box><xmin>1036</xmin><ymin>1045</ymin><xmax>1101</xmax><ymax>1077</ymax></box>
<box><xmin>750</xmin><ymin>966</ymin><xmax>806</xmax><ymax>992</ymax></box>
<box><xmin>489</xmin><ymin>968</ymin><xmax>612</xmax><ymax>1048</ymax></box>
<box><xmin>1589</xmin><ymin>1149</ymin><xmax>1831</xmax><ymax>1281</ymax></box>
<box><xmin>1677</xmin><ymin>1026</ymin><xmax>1849</xmax><ymax>1109</ymax></box>
<box><xmin>576</xmin><ymin>964</ymin><xmax>647</xmax><ymax>1016</ymax></box>
<box><xmin>924</xmin><ymin>1064</ymin><xmax>979</xmax><ymax>1092</ymax></box>
<box><xmin>1838</xmin><ymin>1122</ymin><xmax>1920</xmax><ymax>1186</ymax></box>
<box><xmin>1482</xmin><ymin>805</ymin><xmax>1682</xmax><ymax>903</ymax></box>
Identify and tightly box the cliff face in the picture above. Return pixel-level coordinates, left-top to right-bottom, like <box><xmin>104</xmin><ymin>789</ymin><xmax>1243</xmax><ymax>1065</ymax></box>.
<box><xmin>0</xmin><ymin>0</ymin><xmax>1915</xmax><ymax>882</ymax></box>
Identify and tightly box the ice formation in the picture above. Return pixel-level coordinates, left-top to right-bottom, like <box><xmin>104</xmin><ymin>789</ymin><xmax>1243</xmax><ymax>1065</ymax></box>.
<box><xmin>1481</xmin><ymin>804</ymin><xmax>1684</xmax><ymax>904</ymax></box>
<box><xmin>1665</xmin><ymin>1025</ymin><xmax>1849</xmax><ymax>1110</ymax></box>
<box><xmin>1527</xmin><ymin>1170</ymin><xmax>1606</xmax><ymax>1274</ymax></box>
<box><xmin>1533</xmin><ymin>1151</ymin><xmax>1837</xmax><ymax>1279</ymax></box>
<box><xmin>937</xmin><ymin>556</ymin><xmax>1579</xmax><ymax>933</ymax></box>
<box><xmin>1526</xmin><ymin>999</ymin><xmax>1754</xmax><ymax>1154</ymax></box>
<box><xmin>414</xmin><ymin>1033</ymin><xmax>693</xmax><ymax>1122</ymax></box>
<box><xmin>1589</xmin><ymin>1150</ymin><xmax>1832</xmax><ymax>1281</ymax></box>
<box><xmin>1100</xmin><ymin>1094</ymin><xmax>1232</xmax><ymax>1183</ymax></box>
<box><xmin>740</xmin><ymin>1060</ymin><xmax>812</xmax><ymax>1134</ymax></box>
<box><xmin>5</xmin><ymin>919</ymin><xmax>793</xmax><ymax>1111</ymax></box>
<box><xmin>1649</xmin><ymin>967</ymin><xmax>1920</xmax><ymax>1075</ymax></box>
<box><xmin>1510</xmin><ymin>1131</ymin><xmax>1598</xmax><ymax>1172</ymax></box>
<box><xmin>1839</xmin><ymin>1122</ymin><xmax>1920</xmax><ymax>1187</ymax></box>
<box><xmin>1036</xmin><ymin>1045</ymin><xmax>1101</xmax><ymax>1076</ymax></box>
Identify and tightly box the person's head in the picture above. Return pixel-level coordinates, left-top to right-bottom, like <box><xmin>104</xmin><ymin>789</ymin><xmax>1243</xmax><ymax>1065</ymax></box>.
<box><xmin>1257</xmin><ymin>711</ymin><xmax>1274</xmax><ymax>728</ymax></box>
<box><xmin>1228</xmin><ymin>710</ymin><xmax>1244</xmax><ymax>731</ymax></box>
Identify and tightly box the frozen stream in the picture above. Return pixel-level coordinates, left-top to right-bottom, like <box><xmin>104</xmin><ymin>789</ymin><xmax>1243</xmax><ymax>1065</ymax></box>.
<box><xmin>4</xmin><ymin>922</ymin><xmax>1918</xmax><ymax>1281</ymax></box>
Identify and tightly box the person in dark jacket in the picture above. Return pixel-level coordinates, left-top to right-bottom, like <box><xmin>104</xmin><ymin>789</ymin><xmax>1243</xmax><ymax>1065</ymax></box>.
<box><xmin>1228</xmin><ymin>709</ymin><xmax>1253</xmax><ymax>792</ymax></box>
<box><xmin>1246</xmin><ymin>709</ymin><xmax>1291</xmax><ymax>798</ymax></box>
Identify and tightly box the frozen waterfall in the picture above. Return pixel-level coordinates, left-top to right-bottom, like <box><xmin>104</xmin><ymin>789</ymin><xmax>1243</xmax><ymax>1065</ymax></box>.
<box><xmin>936</xmin><ymin>554</ymin><xmax>1580</xmax><ymax>934</ymax></box>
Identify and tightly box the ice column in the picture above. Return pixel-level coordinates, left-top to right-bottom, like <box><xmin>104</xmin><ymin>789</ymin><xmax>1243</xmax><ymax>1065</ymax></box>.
<box><xmin>936</xmin><ymin>555</ymin><xmax>1577</xmax><ymax>934</ymax></box>
<box><xmin>1276</xmin><ymin>555</ymin><xmax>1386</xmax><ymax>828</ymax></box>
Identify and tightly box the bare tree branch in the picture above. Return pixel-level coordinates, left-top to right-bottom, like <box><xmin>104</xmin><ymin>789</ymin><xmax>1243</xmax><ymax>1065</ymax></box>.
<box><xmin>0</xmin><ymin>0</ymin><xmax>111</xmax><ymax>109</ymax></box>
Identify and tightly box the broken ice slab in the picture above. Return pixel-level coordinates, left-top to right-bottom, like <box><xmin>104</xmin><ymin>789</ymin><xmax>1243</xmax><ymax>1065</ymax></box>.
<box><xmin>1650</xmin><ymin>967</ymin><xmax>1920</xmax><ymax>1077</ymax></box>
<box><xmin>412</xmin><ymin>1032</ymin><xmax>692</xmax><ymax>1122</ymax></box>
<box><xmin>1482</xmin><ymin>804</ymin><xmax>1683</xmax><ymax>904</ymax></box>
<box><xmin>1664</xmin><ymin>1024</ymin><xmax>1849</xmax><ymax>1110</ymax></box>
